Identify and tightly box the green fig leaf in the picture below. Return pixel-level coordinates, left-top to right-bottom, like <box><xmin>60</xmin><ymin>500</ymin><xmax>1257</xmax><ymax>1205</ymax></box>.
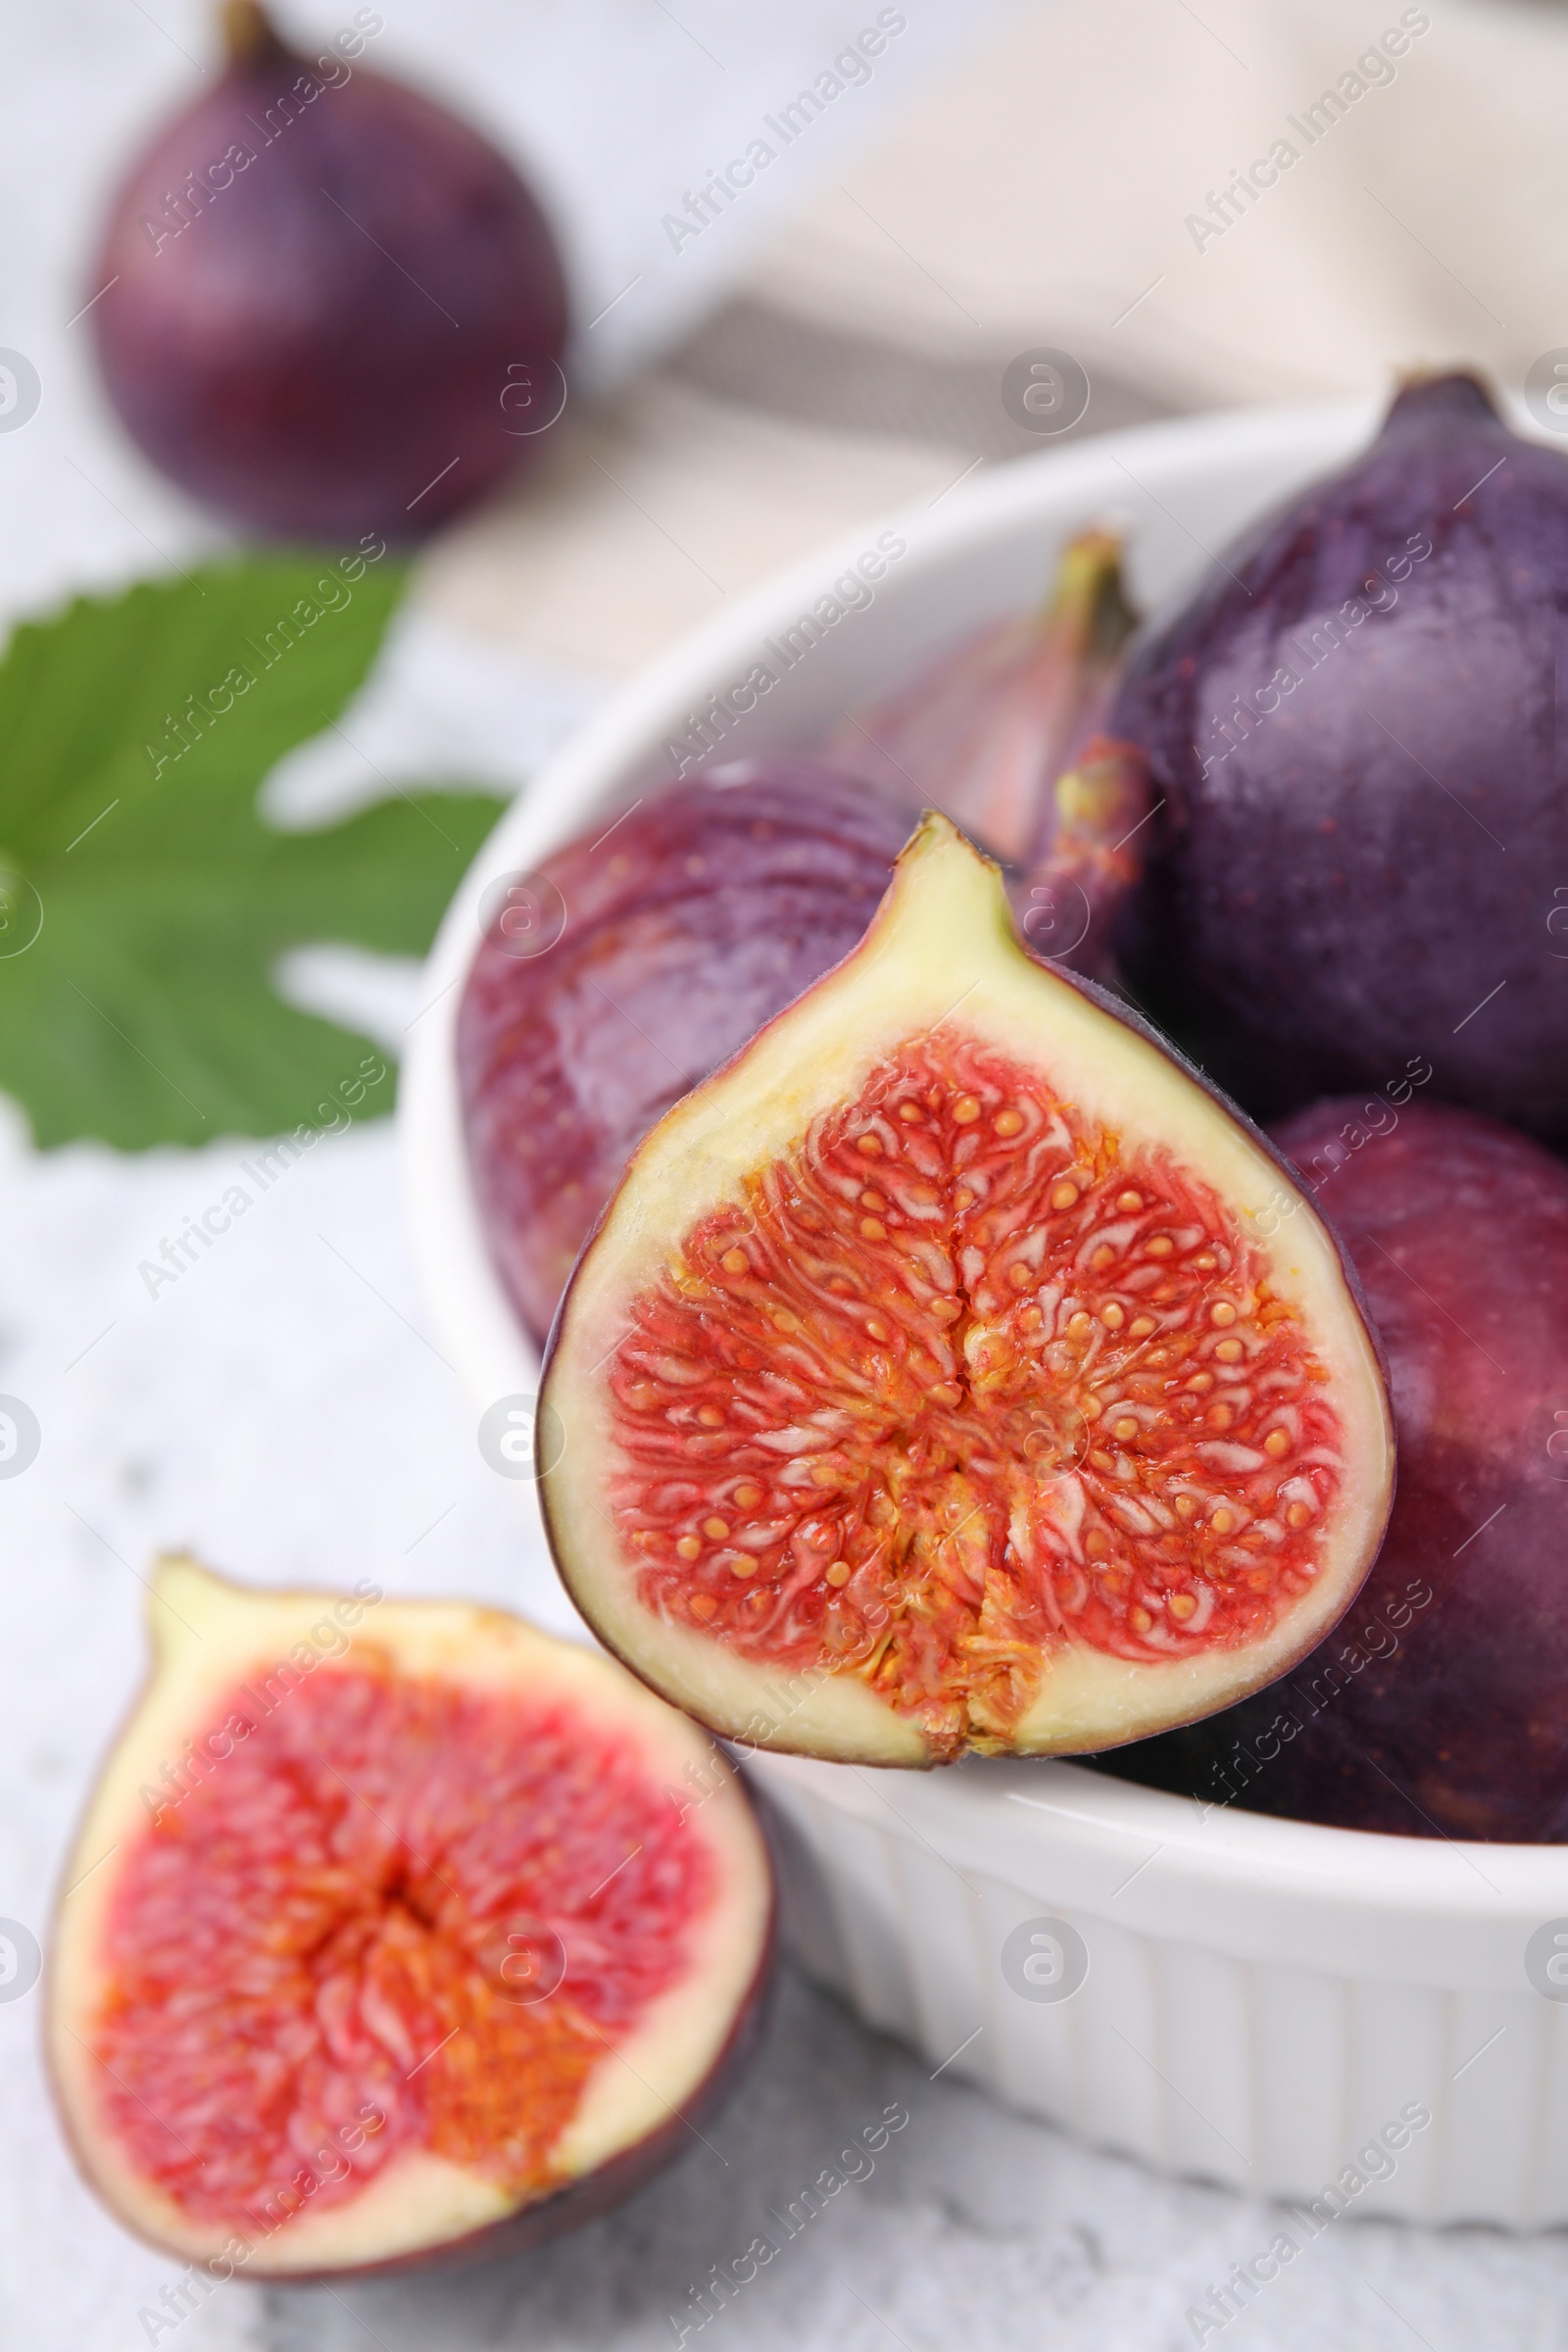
<box><xmin>0</xmin><ymin>553</ymin><xmax>508</xmax><ymax>1149</ymax></box>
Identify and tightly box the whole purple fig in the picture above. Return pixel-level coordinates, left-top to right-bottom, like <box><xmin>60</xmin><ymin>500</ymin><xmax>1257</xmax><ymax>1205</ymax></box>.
<box><xmin>90</xmin><ymin>0</ymin><xmax>568</xmax><ymax>542</ymax></box>
<box><xmin>1109</xmin><ymin>373</ymin><xmax>1568</xmax><ymax>1135</ymax></box>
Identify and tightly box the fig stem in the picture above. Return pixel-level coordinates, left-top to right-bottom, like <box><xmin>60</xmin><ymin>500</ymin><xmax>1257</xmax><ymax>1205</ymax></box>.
<box><xmin>1041</xmin><ymin>528</ymin><xmax>1138</xmax><ymax>665</ymax></box>
<box><xmin>1384</xmin><ymin>368</ymin><xmax>1501</xmax><ymax>431</ymax></box>
<box><xmin>220</xmin><ymin>0</ymin><xmax>290</xmax><ymax>67</ymax></box>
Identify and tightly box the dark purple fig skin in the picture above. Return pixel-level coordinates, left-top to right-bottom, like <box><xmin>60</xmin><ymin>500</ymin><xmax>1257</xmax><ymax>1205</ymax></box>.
<box><xmin>460</xmin><ymin>761</ymin><xmax>918</xmax><ymax>1350</ymax></box>
<box><xmin>91</xmin><ymin>5</ymin><xmax>568</xmax><ymax>542</ymax></box>
<box><xmin>1109</xmin><ymin>372</ymin><xmax>1568</xmax><ymax>1135</ymax></box>
<box><xmin>1101</xmin><ymin>1097</ymin><xmax>1568</xmax><ymax>1841</ymax></box>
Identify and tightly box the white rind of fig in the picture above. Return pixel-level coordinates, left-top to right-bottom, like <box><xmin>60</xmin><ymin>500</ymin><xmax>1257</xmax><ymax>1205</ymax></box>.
<box><xmin>47</xmin><ymin>1558</ymin><xmax>774</xmax><ymax>2278</ymax></box>
<box><xmin>538</xmin><ymin>815</ymin><xmax>1394</xmax><ymax>1765</ymax></box>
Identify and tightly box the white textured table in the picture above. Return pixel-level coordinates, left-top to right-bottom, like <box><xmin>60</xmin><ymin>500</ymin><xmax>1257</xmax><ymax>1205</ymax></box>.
<box><xmin>5</xmin><ymin>5</ymin><xmax>1568</xmax><ymax>2350</ymax></box>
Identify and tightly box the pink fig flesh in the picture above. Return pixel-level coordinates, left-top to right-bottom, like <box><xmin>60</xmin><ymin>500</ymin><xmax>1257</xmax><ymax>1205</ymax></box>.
<box><xmin>1103</xmin><ymin>1097</ymin><xmax>1568</xmax><ymax>1839</ymax></box>
<box><xmin>48</xmin><ymin>1561</ymin><xmax>773</xmax><ymax>2276</ymax></box>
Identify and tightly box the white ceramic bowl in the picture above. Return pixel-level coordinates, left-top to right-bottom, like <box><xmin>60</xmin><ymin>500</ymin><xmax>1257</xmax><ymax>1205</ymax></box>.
<box><xmin>401</xmin><ymin>399</ymin><xmax>1568</xmax><ymax>2230</ymax></box>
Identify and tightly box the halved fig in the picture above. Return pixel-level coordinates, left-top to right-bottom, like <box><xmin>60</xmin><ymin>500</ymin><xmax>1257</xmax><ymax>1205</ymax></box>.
<box><xmin>48</xmin><ymin>1559</ymin><xmax>772</xmax><ymax>2278</ymax></box>
<box><xmin>539</xmin><ymin>817</ymin><xmax>1394</xmax><ymax>1766</ymax></box>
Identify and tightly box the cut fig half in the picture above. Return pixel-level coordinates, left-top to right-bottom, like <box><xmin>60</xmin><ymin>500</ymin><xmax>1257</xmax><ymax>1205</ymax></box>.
<box><xmin>48</xmin><ymin>1559</ymin><xmax>772</xmax><ymax>2278</ymax></box>
<box><xmin>539</xmin><ymin>816</ymin><xmax>1394</xmax><ymax>1766</ymax></box>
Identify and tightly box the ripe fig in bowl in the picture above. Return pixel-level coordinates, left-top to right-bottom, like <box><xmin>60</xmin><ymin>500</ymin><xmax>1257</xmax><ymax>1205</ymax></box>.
<box><xmin>828</xmin><ymin>527</ymin><xmax>1139</xmax><ymax>868</ymax></box>
<box><xmin>537</xmin><ymin>816</ymin><xmax>1394</xmax><ymax>1766</ymax></box>
<box><xmin>1102</xmin><ymin>1098</ymin><xmax>1568</xmax><ymax>1840</ymax></box>
<box><xmin>459</xmin><ymin>760</ymin><xmax>920</xmax><ymax>1352</ymax></box>
<box><xmin>1109</xmin><ymin>371</ymin><xmax>1568</xmax><ymax>1133</ymax></box>
<box><xmin>48</xmin><ymin>1559</ymin><xmax>772</xmax><ymax>2277</ymax></box>
<box><xmin>90</xmin><ymin>1</ymin><xmax>569</xmax><ymax>542</ymax></box>
<box><xmin>827</xmin><ymin>526</ymin><xmax>1152</xmax><ymax>981</ymax></box>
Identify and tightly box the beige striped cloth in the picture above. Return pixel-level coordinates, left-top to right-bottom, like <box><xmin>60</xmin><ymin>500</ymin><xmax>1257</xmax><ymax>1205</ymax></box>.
<box><xmin>416</xmin><ymin>0</ymin><xmax>1568</xmax><ymax>679</ymax></box>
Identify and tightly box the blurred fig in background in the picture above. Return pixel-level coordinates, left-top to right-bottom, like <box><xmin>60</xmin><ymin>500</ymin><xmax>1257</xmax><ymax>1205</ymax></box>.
<box><xmin>90</xmin><ymin>0</ymin><xmax>569</xmax><ymax>542</ymax></box>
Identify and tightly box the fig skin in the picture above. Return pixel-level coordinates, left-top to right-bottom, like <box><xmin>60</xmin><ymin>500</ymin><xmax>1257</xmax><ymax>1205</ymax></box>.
<box><xmin>47</xmin><ymin>1559</ymin><xmax>775</xmax><ymax>2278</ymax></box>
<box><xmin>460</xmin><ymin>760</ymin><xmax>919</xmax><ymax>1351</ymax></box>
<box><xmin>1102</xmin><ymin>1099</ymin><xmax>1568</xmax><ymax>1841</ymax></box>
<box><xmin>827</xmin><ymin>527</ymin><xmax>1140</xmax><ymax>866</ymax></box>
<box><xmin>1009</xmin><ymin>732</ymin><xmax>1152</xmax><ymax>984</ymax></box>
<box><xmin>90</xmin><ymin>2</ymin><xmax>568</xmax><ymax>542</ymax></box>
<box><xmin>826</xmin><ymin>528</ymin><xmax>1152</xmax><ymax>981</ymax></box>
<box><xmin>1109</xmin><ymin>371</ymin><xmax>1568</xmax><ymax>1135</ymax></box>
